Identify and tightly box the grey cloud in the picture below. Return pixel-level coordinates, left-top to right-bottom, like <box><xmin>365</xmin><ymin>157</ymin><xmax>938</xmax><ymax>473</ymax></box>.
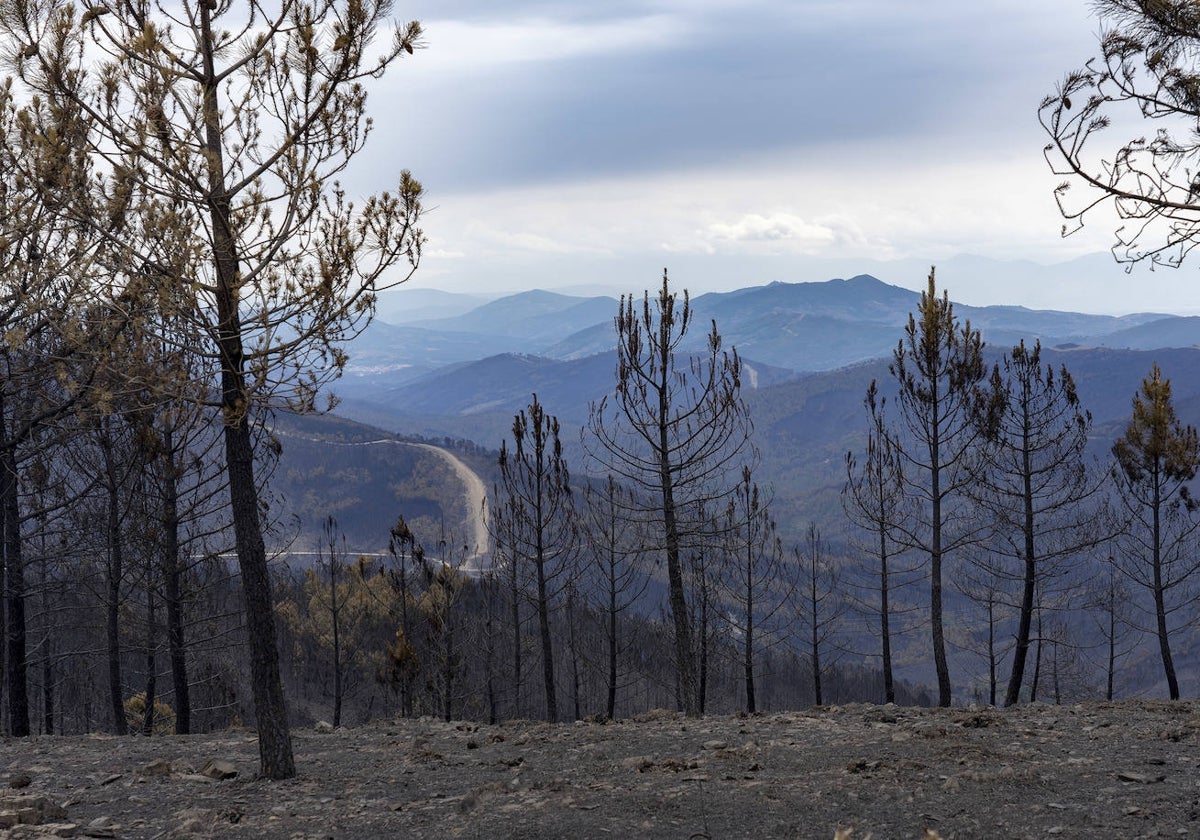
<box><xmin>372</xmin><ymin>1</ymin><xmax>1005</xmax><ymax>194</ymax></box>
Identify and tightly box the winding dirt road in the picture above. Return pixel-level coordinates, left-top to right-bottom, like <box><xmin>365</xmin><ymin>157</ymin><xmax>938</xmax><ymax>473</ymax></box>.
<box><xmin>408</xmin><ymin>442</ymin><xmax>489</xmax><ymax>563</ymax></box>
<box><xmin>275</xmin><ymin>429</ymin><xmax>490</xmax><ymax>565</ymax></box>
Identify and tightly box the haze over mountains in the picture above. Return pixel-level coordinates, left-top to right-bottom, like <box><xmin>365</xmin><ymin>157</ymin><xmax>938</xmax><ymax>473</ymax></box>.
<box><xmin>276</xmin><ymin>272</ymin><xmax>1200</xmax><ymax>699</ymax></box>
<box><xmin>310</xmin><ymin>272</ymin><xmax>1200</xmax><ymax>548</ymax></box>
<box><xmin>338</xmin><ymin>273</ymin><xmax>1198</xmax><ymax>435</ymax></box>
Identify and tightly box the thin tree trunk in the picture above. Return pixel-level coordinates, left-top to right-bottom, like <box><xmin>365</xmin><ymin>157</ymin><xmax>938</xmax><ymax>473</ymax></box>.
<box><xmin>397</xmin><ymin>554</ymin><xmax>412</xmax><ymax>720</ymax></box>
<box><xmin>1006</xmin><ymin>442</ymin><xmax>1039</xmax><ymax>707</ymax></box>
<box><xmin>442</xmin><ymin>596</ymin><xmax>453</xmax><ymax>723</ymax></box>
<box><xmin>1052</xmin><ymin>641</ymin><xmax>1062</xmax><ymax>705</ymax></box>
<box><xmin>930</xmin><ymin>448</ymin><xmax>951</xmax><ymax>707</ymax></box>
<box><xmin>1</xmin><ymin>432</ymin><xmax>29</xmax><ymax>736</ymax></box>
<box><xmin>41</xmin><ymin>656</ymin><xmax>51</xmax><ymax>736</ymax></box>
<box><xmin>484</xmin><ymin>598</ymin><xmax>497</xmax><ymax>725</ymax></box>
<box><xmin>698</xmin><ymin>568</ymin><xmax>709</xmax><ymax>716</ymax></box>
<box><xmin>658</xmin><ymin>384</ymin><xmax>698</xmax><ymax>716</ymax></box>
<box><xmin>811</xmin><ymin>557</ymin><xmax>823</xmax><ymax>707</ymax></box>
<box><xmin>535</xmin><ymin>556</ymin><xmax>556</xmax><ymax>722</ymax></box>
<box><xmin>607</xmin><ymin>566</ymin><xmax>618</xmax><ymax>720</ymax></box>
<box><xmin>143</xmin><ymin>586</ymin><xmax>157</xmax><ymax>735</ymax></box>
<box><xmin>879</xmin><ymin>528</ymin><xmax>894</xmax><ymax>704</ymax></box>
<box><xmin>987</xmin><ymin>597</ymin><xmax>997</xmax><ymax>707</ymax></box>
<box><xmin>567</xmin><ymin>589</ymin><xmax>581</xmax><ymax>722</ymax></box>
<box><xmin>331</xmin><ymin>559</ymin><xmax>342</xmax><ymax>729</ymax></box>
<box><xmin>509</xmin><ymin>554</ymin><xmax>521</xmax><ymax>719</ymax></box>
<box><xmin>1107</xmin><ymin>585</ymin><xmax>1116</xmax><ymax>702</ymax></box>
<box><xmin>102</xmin><ymin>432</ymin><xmax>127</xmax><ymax>736</ymax></box>
<box><xmin>1</xmin><ymin>525</ymin><xmax>7</xmax><ymax>735</ymax></box>
<box><xmin>161</xmin><ymin>431</ymin><xmax>189</xmax><ymax>734</ymax></box>
<box><xmin>1006</xmin><ymin>554</ymin><xmax>1036</xmax><ymax>707</ymax></box>
<box><xmin>744</xmin><ymin>548</ymin><xmax>756</xmax><ymax>714</ymax></box>
<box><xmin>1030</xmin><ymin>603</ymin><xmax>1043</xmax><ymax>703</ymax></box>
<box><xmin>1151</xmin><ymin>480</ymin><xmax>1180</xmax><ymax>700</ymax></box>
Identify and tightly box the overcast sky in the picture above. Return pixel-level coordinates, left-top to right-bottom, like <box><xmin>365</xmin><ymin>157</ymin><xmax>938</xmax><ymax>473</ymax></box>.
<box><xmin>350</xmin><ymin>0</ymin><xmax>1200</xmax><ymax>315</ymax></box>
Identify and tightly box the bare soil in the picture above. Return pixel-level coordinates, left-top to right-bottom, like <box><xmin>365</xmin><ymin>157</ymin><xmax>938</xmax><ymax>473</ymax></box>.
<box><xmin>3</xmin><ymin>700</ymin><xmax>1200</xmax><ymax>839</ymax></box>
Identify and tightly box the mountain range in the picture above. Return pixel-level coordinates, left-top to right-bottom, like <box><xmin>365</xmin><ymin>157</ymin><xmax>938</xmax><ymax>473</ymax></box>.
<box><xmin>302</xmin><ymin>273</ymin><xmax>1200</xmax><ymax>553</ymax></box>
<box><xmin>336</xmin><ymin>274</ymin><xmax>1197</xmax><ymax>437</ymax></box>
<box><xmin>268</xmin><ymin>272</ymin><xmax>1200</xmax><ymax>699</ymax></box>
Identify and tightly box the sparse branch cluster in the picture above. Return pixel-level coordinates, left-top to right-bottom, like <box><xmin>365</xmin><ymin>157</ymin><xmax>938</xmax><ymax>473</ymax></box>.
<box><xmin>1041</xmin><ymin>0</ymin><xmax>1200</xmax><ymax>266</ymax></box>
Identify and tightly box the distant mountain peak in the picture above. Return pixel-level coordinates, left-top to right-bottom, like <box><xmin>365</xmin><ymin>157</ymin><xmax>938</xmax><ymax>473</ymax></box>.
<box><xmin>842</xmin><ymin>274</ymin><xmax>887</xmax><ymax>286</ymax></box>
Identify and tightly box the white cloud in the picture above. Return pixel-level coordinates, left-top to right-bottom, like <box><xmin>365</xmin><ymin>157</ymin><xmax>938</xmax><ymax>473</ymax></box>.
<box><xmin>706</xmin><ymin>212</ymin><xmax>836</xmax><ymax>251</ymax></box>
<box><xmin>409</xmin><ymin>14</ymin><xmax>685</xmax><ymax>74</ymax></box>
<box><xmin>407</xmin><ymin>136</ymin><xmax>1121</xmax><ymax>276</ymax></box>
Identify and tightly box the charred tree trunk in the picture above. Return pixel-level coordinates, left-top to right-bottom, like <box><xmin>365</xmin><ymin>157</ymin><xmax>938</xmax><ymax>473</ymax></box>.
<box><xmin>442</xmin><ymin>603</ymin><xmax>453</xmax><ymax>723</ymax></box>
<box><xmin>606</xmin><ymin>571</ymin><xmax>618</xmax><ymax>720</ymax></box>
<box><xmin>1</xmin><ymin>425</ymin><xmax>28</xmax><ymax>737</ymax></box>
<box><xmin>201</xmin><ymin>1</ymin><xmax>293</xmax><ymax>778</ymax></box>
<box><xmin>879</xmin><ymin>533</ymin><xmax>894</xmax><ymax>704</ymax></box>
<box><xmin>160</xmin><ymin>425</ymin><xmax>190</xmax><ymax>734</ymax></box>
<box><xmin>1151</xmin><ymin>479</ymin><xmax>1180</xmax><ymax>700</ymax></box>
<box><xmin>330</xmin><ymin>558</ymin><xmax>343</xmax><ymax>729</ymax></box>
<box><xmin>143</xmin><ymin>586</ymin><xmax>157</xmax><ymax>735</ymax></box>
<box><xmin>101</xmin><ymin>431</ymin><xmax>127</xmax><ymax>736</ymax></box>
<box><xmin>534</xmin><ymin>540</ymin><xmax>557</xmax><ymax>723</ymax></box>
<box><xmin>509</xmin><ymin>554</ymin><xmax>522</xmax><ymax>720</ymax></box>
<box><xmin>41</xmin><ymin>656</ymin><xmax>52</xmax><ymax>736</ymax></box>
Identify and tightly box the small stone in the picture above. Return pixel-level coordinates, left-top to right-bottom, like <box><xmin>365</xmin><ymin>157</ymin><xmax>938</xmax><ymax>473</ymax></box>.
<box><xmin>1</xmin><ymin>796</ymin><xmax>67</xmax><ymax>825</ymax></box>
<box><xmin>1117</xmin><ymin>771</ymin><xmax>1166</xmax><ymax>784</ymax></box>
<box><xmin>170</xmin><ymin>815</ymin><xmax>211</xmax><ymax>836</ymax></box>
<box><xmin>140</xmin><ymin>759</ymin><xmax>173</xmax><ymax>777</ymax></box>
<box><xmin>83</xmin><ymin>815</ymin><xmax>118</xmax><ymax>838</ymax></box>
<box><xmin>845</xmin><ymin>759</ymin><xmax>880</xmax><ymax>774</ymax></box>
<box><xmin>314</xmin><ymin>721</ymin><xmax>335</xmax><ymax>734</ymax></box>
<box><xmin>17</xmin><ymin>806</ymin><xmax>40</xmax><ymax>824</ymax></box>
<box><xmin>621</xmin><ymin>756</ymin><xmax>654</xmax><ymax>772</ymax></box>
<box><xmin>701</xmin><ymin>740</ymin><xmax>728</xmax><ymax>751</ymax></box>
<box><xmin>9</xmin><ymin>773</ymin><xmax>32</xmax><ymax>789</ymax></box>
<box><xmin>198</xmin><ymin>759</ymin><xmax>237</xmax><ymax>781</ymax></box>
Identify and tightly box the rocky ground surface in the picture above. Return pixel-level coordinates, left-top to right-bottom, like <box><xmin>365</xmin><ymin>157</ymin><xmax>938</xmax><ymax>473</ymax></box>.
<box><xmin>2</xmin><ymin>700</ymin><xmax>1200</xmax><ymax>839</ymax></box>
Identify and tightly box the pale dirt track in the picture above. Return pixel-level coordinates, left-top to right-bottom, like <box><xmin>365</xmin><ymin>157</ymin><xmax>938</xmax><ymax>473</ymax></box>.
<box><xmin>408</xmin><ymin>441</ymin><xmax>489</xmax><ymax>563</ymax></box>
<box><xmin>277</xmin><ymin>430</ymin><xmax>490</xmax><ymax>564</ymax></box>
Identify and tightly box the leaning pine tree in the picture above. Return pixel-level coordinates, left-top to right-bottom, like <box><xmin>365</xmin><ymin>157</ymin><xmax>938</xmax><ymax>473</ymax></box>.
<box><xmin>1</xmin><ymin>2</ymin><xmax>425</xmax><ymax>778</ymax></box>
